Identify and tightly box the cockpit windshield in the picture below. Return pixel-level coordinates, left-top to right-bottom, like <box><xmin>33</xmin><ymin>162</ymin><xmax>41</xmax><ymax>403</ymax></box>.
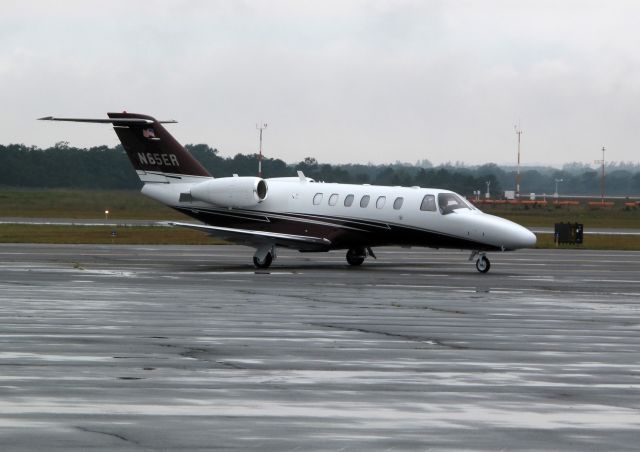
<box><xmin>438</xmin><ymin>192</ymin><xmax>472</xmax><ymax>214</ymax></box>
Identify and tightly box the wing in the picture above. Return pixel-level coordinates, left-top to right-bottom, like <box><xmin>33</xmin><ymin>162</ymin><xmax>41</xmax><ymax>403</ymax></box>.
<box><xmin>167</xmin><ymin>221</ymin><xmax>331</xmax><ymax>251</ymax></box>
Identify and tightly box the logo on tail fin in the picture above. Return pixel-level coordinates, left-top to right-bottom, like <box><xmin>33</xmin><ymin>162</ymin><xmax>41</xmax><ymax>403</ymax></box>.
<box><xmin>143</xmin><ymin>128</ymin><xmax>157</xmax><ymax>139</ymax></box>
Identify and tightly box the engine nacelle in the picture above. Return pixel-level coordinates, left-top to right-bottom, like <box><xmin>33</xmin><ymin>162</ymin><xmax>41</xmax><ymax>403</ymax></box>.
<box><xmin>190</xmin><ymin>176</ymin><xmax>268</xmax><ymax>207</ymax></box>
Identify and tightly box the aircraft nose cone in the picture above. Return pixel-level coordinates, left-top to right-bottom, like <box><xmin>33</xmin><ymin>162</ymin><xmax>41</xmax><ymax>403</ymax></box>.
<box><xmin>517</xmin><ymin>227</ymin><xmax>537</xmax><ymax>249</ymax></box>
<box><xmin>491</xmin><ymin>216</ymin><xmax>537</xmax><ymax>250</ymax></box>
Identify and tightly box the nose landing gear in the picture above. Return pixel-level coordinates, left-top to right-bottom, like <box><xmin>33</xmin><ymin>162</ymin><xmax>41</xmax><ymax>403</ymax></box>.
<box><xmin>475</xmin><ymin>255</ymin><xmax>490</xmax><ymax>273</ymax></box>
<box><xmin>469</xmin><ymin>251</ymin><xmax>491</xmax><ymax>273</ymax></box>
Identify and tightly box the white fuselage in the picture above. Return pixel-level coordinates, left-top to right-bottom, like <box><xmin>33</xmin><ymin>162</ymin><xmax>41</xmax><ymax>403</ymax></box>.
<box><xmin>142</xmin><ymin>176</ymin><xmax>536</xmax><ymax>252</ymax></box>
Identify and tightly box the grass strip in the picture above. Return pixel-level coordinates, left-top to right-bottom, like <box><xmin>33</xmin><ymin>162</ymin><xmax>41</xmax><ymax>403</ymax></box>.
<box><xmin>0</xmin><ymin>224</ymin><xmax>224</xmax><ymax>245</ymax></box>
<box><xmin>0</xmin><ymin>188</ymin><xmax>188</xmax><ymax>220</ymax></box>
<box><xmin>533</xmin><ymin>233</ymin><xmax>640</xmax><ymax>250</ymax></box>
<box><xmin>481</xmin><ymin>205</ymin><xmax>640</xmax><ymax>228</ymax></box>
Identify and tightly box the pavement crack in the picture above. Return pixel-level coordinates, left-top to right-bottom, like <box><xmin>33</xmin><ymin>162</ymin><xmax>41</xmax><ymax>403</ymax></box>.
<box><xmin>309</xmin><ymin>322</ymin><xmax>469</xmax><ymax>349</ymax></box>
<box><xmin>76</xmin><ymin>426</ymin><xmax>140</xmax><ymax>446</ymax></box>
<box><xmin>1</xmin><ymin>281</ymin><xmax>34</xmax><ymax>286</ymax></box>
<box><xmin>391</xmin><ymin>302</ymin><xmax>467</xmax><ymax>315</ymax></box>
<box><xmin>179</xmin><ymin>347</ymin><xmax>210</xmax><ymax>360</ymax></box>
<box><xmin>156</xmin><ymin>343</ymin><xmax>246</xmax><ymax>367</ymax></box>
<box><xmin>216</xmin><ymin>360</ymin><xmax>247</xmax><ymax>369</ymax></box>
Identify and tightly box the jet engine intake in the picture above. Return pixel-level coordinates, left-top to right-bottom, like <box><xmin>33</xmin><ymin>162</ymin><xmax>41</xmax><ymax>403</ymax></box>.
<box><xmin>190</xmin><ymin>176</ymin><xmax>268</xmax><ymax>207</ymax></box>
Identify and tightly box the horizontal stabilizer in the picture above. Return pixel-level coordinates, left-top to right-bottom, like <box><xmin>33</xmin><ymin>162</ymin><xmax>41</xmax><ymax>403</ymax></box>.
<box><xmin>166</xmin><ymin>221</ymin><xmax>331</xmax><ymax>250</ymax></box>
<box><xmin>38</xmin><ymin>116</ymin><xmax>177</xmax><ymax>124</ymax></box>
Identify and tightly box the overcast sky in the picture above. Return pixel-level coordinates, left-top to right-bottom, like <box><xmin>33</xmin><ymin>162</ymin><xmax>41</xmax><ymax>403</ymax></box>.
<box><xmin>2</xmin><ymin>0</ymin><xmax>639</xmax><ymax>166</ymax></box>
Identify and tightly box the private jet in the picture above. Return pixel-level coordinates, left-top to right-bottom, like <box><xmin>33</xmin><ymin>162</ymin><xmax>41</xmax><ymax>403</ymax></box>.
<box><xmin>39</xmin><ymin>112</ymin><xmax>536</xmax><ymax>272</ymax></box>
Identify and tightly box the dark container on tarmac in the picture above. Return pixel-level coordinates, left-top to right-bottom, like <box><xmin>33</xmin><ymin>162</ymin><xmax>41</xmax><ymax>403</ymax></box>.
<box><xmin>554</xmin><ymin>223</ymin><xmax>583</xmax><ymax>245</ymax></box>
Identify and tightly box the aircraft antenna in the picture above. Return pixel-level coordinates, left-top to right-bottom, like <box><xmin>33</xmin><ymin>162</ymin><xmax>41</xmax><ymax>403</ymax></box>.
<box><xmin>256</xmin><ymin>122</ymin><xmax>267</xmax><ymax>178</ymax></box>
<box><xmin>514</xmin><ymin>124</ymin><xmax>523</xmax><ymax>198</ymax></box>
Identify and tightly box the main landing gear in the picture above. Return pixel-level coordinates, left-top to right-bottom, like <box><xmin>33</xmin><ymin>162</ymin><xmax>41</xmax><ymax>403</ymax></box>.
<box><xmin>253</xmin><ymin>245</ymin><xmax>276</xmax><ymax>269</ymax></box>
<box><xmin>346</xmin><ymin>247</ymin><xmax>376</xmax><ymax>266</ymax></box>
<box><xmin>469</xmin><ymin>251</ymin><xmax>491</xmax><ymax>273</ymax></box>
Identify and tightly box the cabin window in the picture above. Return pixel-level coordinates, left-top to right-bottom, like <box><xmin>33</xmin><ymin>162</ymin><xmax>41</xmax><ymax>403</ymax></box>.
<box><xmin>313</xmin><ymin>193</ymin><xmax>323</xmax><ymax>205</ymax></box>
<box><xmin>328</xmin><ymin>193</ymin><xmax>339</xmax><ymax>206</ymax></box>
<box><xmin>360</xmin><ymin>195</ymin><xmax>370</xmax><ymax>208</ymax></box>
<box><xmin>393</xmin><ymin>197</ymin><xmax>403</xmax><ymax>210</ymax></box>
<box><xmin>438</xmin><ymin>192</ymin><xmax>471</xmax><ymax>215</ymax></box>
<box><xmin>376</xmin><ymin>196</ymin><xmax>386</xmax><ymax>209</ymax></box>
<box><xmin>420</xmin><ymin>194</ymin><xmax>436</xmax><ymax>211</ymax></box>
<box><xmin>344</xmin><ymin>194</ymin><xmax>354</xmax><ymax>207</ymax></box>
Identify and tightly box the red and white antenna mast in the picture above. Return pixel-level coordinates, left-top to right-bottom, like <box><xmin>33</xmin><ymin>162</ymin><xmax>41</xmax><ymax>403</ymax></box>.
<box><xmin>256</xmin><ymin>122</ymin><xmax>267</xmax><ymax>178</ymax></box>
<box><xmin>594</xmin><ymin>146</ymin><xmax>605</xmax><ymax>204</ymax></box>
<box><xmin>514</xmin><ymin>124</ymin><xmax>523</xmax><ymax>198</ymax></box>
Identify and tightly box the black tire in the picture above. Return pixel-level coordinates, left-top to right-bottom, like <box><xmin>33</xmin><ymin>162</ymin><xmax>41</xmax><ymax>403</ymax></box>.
<box><xmin>253</xmin><ymin>252</ymin><xmax>273</xmax><ymax>269</ymax></box>
<box><xmin>346</xmin><ymin>248</ymin><xmax>366</xmax><ymax>266</ymax></box>
<box><xmin>475</xmin><ymin>256</ymin><xmax>490</xmax><ymax>273</ymax></box>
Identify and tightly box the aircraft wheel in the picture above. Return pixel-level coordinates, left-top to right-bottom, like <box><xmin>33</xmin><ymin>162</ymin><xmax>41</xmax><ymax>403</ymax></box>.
<box><xmin>346</xmin><ymin>248</ymin><xmax>366</xmax><ymax>266</ymax></box>
<box><xmin>475</xmin><ymin>255</ymin><xmax>490</xmax><ymax>273</ymax></box>
<box><xmin>253</xmin><ymin>252</ymin><xmax>273</xmax><ymax>269</ymax></box>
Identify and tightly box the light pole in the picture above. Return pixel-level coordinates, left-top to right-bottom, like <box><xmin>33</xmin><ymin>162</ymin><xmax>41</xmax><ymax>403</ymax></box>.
<box><xmin>554</xmin><ymin>179</ymin><xmax>563</xmax><ymax>198</ymax></box>
<box><xmin>104</xmin><ymin>210</ymin><xmax>109</xmax><ymax>222</ymax></box>
<box><xmin>256</xmin><ymin>123</ymin><xmax>267</xmax><ymax>178</ymax></box>
<box><xmin>600</xmin><ymin>146</ymin><xmax>605</xmax><ymax>204</ymax></box>
<box><xmin>514</xmin><ymin>125</ymin><xmax>523</xmax><ymax>198</ymax></box>
<box><xmin>594</xmin><ymin>146</ymin><xmax>605</xmax><ymax>204</ymax></box>
<box><xmin>485</xmin><ymin>180</ymin><xmax>491</xmax><ymax>199</ymax></box>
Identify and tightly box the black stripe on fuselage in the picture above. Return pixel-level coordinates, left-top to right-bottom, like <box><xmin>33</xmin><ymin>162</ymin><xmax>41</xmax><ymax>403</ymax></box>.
<box><xmin>173</xmin><ymin>206</ymin><xmax>501</xmax><ymax>251</ymax></box>
<box><xmin>143</xmin><ymin>171</ymin><xmax>183</xmax><ymax>180</ymax></box>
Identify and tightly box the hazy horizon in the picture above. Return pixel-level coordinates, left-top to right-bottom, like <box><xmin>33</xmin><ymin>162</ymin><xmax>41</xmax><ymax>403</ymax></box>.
<box><xmin>5</xmin><ymin>140</ymin><xmax>637</xmax><ymax>172</ymax></box>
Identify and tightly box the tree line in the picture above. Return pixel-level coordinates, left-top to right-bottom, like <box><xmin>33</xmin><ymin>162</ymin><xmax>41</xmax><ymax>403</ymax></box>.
<box><xmin>1</xmin><ymin>143</ymin><xmax>639</xmax><ymax>197</ymax></box>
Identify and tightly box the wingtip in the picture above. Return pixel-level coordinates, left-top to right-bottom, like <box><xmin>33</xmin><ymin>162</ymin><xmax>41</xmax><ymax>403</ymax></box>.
<box><xmin>38</xmin><ymin>116</ymin><xmax>53</xmax><ymax>121</ymax></box>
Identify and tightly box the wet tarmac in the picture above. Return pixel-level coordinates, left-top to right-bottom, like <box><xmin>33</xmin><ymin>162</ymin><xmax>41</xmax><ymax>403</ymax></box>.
<box><xmin>0</xmin><ymin>244</ymin><xmax>639</xmax><ymax>450</ymax></box>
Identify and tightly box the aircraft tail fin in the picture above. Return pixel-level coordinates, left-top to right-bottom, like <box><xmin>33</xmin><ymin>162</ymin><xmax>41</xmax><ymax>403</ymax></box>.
<box><xmin>39</xmin><ymin>112</ymin><xmax>211</xmax><ymax>183</ymax></box>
